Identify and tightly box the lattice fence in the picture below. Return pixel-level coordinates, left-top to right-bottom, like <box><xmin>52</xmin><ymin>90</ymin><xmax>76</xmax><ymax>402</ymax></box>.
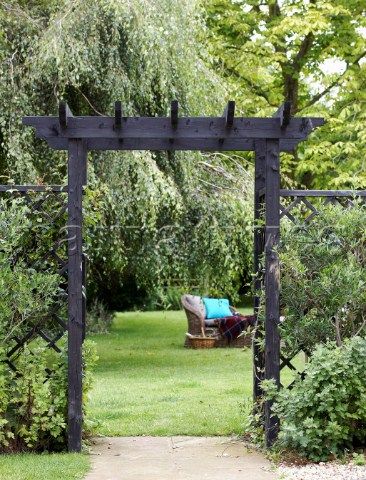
<box><xmin>0</xmin><ymin>185</ymin><xmax>82</xmax><ymax>377</ymax></box>
<box><xmin>278</xmin><ymin>189</ymin><xmax>366</xmax><ymax>389</ymax></box>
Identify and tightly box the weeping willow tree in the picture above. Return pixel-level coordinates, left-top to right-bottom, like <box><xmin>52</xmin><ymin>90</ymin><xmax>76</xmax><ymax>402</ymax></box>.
<box><xmin>0</xmin><ymin>0</ymin><xmax>253</xmax><ymax>308</ymax></box>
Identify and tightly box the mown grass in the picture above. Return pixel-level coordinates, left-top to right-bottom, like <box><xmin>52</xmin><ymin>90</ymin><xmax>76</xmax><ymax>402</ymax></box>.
<box><xmin>0</xmin><ymin>309</ymin><xmax>301</xmax><ymax>479</ymax></box>
<box><xmin>0</xmin><ymin>453</ymin><xmax>89</xmax><ymax>480</ymax></box>
<box><xmin>89</xmin><ymin>309</ymin><xmax>258</xmax><ymax>436</ymax></box>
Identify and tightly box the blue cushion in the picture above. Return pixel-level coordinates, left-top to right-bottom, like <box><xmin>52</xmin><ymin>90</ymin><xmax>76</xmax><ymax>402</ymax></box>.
<box><xmin>202</xmin><ymin>297</ymin><xmax>232</xmax><ymax>319</ymax></box>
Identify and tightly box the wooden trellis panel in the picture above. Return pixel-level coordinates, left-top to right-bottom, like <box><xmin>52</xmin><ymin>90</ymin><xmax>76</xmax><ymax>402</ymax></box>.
<box><xmin>0</xmin><ymin>186</ymin><xmax>74</xmax><ymax>377</ymax></box>
<box><xmin>278</xmin><ymin>189</ymin><xmax>366</xmax><ymax>388</ymax></box>
<box><xmin>252</xmin><ymin>187</ymin><xmax>366</xmax><ymax>446</ymax></box>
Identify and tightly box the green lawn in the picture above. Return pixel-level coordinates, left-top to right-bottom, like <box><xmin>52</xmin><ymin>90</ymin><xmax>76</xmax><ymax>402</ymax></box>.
<box><xmin>0</xmin><ymin>453</ymin><xmax>89</xmax><ymax>480</ymax></box>
<box><xmin>89</xmin><ymin>309</ymin><xmax>256</xmax><ymax>436</ymax></box>
<box><xmin>0</xmin><ymin>309</ymin><xmax>301</xmax><ymax>479</ymax></box>
<box><xmin>89</xmin><ymin>309</ymin><xmax>302</xmax><ymax>436</ymax></box>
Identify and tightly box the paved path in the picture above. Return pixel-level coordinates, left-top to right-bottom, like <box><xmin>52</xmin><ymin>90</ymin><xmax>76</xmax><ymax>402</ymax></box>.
<box><xmin>85</xmin><ymin>436</ymin><xmax>277</xmax><ymax>480</ymax></box>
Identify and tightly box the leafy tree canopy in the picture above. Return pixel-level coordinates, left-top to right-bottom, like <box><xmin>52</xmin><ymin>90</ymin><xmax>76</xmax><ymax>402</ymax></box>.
<box><xmin>203</xmin><ymin>0</ymin><xmax>366</xmax><ymax>188</ymax></box>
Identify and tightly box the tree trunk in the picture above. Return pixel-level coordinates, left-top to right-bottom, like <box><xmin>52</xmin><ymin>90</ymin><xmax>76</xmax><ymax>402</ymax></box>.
<box><xmin>284</xmin><ymin>73</ymin><xmax>299</xmax><ymax>114</ymax></box>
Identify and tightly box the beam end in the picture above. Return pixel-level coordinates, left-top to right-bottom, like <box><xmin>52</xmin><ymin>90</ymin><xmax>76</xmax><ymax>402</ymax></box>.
<box><xmin>171</xmin><ymin>100</ymin><xmax>178</xmax><ymax>129</ymax></box>
<box><xmin>59</xmin><ymin>102</ymin><xmax>73</xmax><ymax>129</ymax></box>
<box><xmin>114</xmin><ymin>101</ymin><xmax>122</xmax><ymax>129</ymax></box>
<box><xmin>274</xmin><ymin>101</ymin><xmax>292</xmax><ymax>128</ymax></box>
<box><xmin>224</xmin><ymin>100</ymin><xmax>235</xmax><ymax>128</ymax></box>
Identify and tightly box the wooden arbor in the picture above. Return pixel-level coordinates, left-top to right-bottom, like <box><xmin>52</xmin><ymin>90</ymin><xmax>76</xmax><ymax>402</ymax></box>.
<box><xmin>23</xmin><ymin>101</ymin><xmax>324</xmax><ymax>451</ymax></box>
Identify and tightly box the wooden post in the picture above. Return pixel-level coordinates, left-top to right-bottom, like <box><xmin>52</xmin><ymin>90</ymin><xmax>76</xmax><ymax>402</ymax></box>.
<box><xmin>67</xmin><ymin>138</ymin><xmax>87</xmax><ymax>452</ymax></box>
<box><xmin>253</xmin><ymin>139</ymin><xmax>266</xmax><ymax>400</ymax></box>
<box><xmin>264</xmin><ymin>139</ymin><xmax>281</xmax><ymax>447</ymax></box>
<box><xmin>82</xmin><ymin>254</ymin><xmax>87</xmax><ymax>342</ymax></box>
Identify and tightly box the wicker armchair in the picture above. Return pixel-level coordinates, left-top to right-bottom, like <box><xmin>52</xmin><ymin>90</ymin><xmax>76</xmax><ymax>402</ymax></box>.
<box><xmin>181</xmin><ymin>294</ymin><xmax>252</xmax><ymax>348</ymax></box>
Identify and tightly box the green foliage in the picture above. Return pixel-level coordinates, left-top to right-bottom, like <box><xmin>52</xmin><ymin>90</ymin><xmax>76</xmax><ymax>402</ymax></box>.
<box><xmin>85</xmin><ymin>152</ymin><xmax>253</xmax><ymax>308</ymax></box>
<box><xmin>0</xmin><ymin>260</ymin><xmax>61</xmax><ymax>342</ymax></box>
<box><xmin>0</xmin><ymin>346</ymin><xmax>66</xmax><ymax>451</ymax></box>
<box><xmin>203</xmin><ymin>0</ymin><xmax>366</xmax><ymax>188</ymax></box>
<box><xmin>265</xmin><ymin>337</ymin><xmax>366</xmax><ymax>461</ymax></box>
<box><xmin>279</xmin><ymin>201</ymin><xmax>366</xmax><ymax>354</ymax></box>
<box><xmin>0</xmin><ymin>198</ymin><xmax>61</xmax><ymax>342</ymax></box>
<box><xmin>0</xmin><ymin>197</ymin><xmax>97</xmax><ymax>451</ymax></box>
<box><xmin>352</xmin><ymin>452</ymin><xmax>366</xmax><ymax>466</ymax></box>
<box><xmin>143</xmin><ymin>286</ymin><xmax>187</xmax><ymax>311</ymax></box>
<box><xmin>0</xmin><ymin>340</ymin><xmax>97</xmax><ymax>452</ymax></box>
<box><xmin>0</xmin><ymin>0</ymin><xmax>253</xmax><ymax>307</ymax></box>
<box><xmin>86</xmin><ymin>299</ymin><xmax>114</xmax><ymax>334</ymax></box>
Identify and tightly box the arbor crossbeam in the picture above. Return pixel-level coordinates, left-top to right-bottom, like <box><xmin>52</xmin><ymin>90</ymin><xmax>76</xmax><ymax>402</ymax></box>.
<box><xmin>23</xmin><ymin>110</ymin><xmax>323</xmax><ymax>152</ymax></box>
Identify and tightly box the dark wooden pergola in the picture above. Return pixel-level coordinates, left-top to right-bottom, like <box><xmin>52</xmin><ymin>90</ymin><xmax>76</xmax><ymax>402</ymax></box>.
<box><xmin>22</xmin><ymin>100</ymin><xmax>324</xmax><ymax>451</ymax></box>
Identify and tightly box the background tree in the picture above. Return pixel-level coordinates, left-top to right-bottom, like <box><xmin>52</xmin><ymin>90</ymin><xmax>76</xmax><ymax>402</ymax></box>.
<box><xmin>0</xmin><ymin>0</ymin><xmax>253</xmax><ymax>308</ymax></box>
<box><xmin>203</xmin><ymin>0</ymin><xmax>366</xmax><ymax>188</ymax></box>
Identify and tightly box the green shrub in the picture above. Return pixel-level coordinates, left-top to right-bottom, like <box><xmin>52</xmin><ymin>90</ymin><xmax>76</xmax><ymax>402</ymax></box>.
<box><xmin>0</xmin><ymin>197</ymin><xmax>62</xmax><ymax>344</ymax></box>
<box><xmin>0</xmin><ymin>341</ymin><xmax>97</xmax><ymax>452</ymax></box>
<box><xmin>86</xmin><ymin>299</ymin><xmax>114</xmax><ymax>334</ymax></box>
<box><xmin>0</xmin><ymin>261</ymin><xmax>61</xmax><ymax>341</ymax></box>
<box><xmin>265</xmin><ymin>337</ymin><xmax>366</xmax><ymax>461</ymax></box>
<box><xmin>143</xmin><ymin>286</ymin><xmax>187</xmax><ymax>311</ymax></box>
<box><xmin>280</xmin><ymin>201</ymin><xmax>366</xmax><ymax>354</ymax></box>
<box><xmin>0</xmin><ymin>198</ymin><xmax>98</xmax><ymax>451</ymax></box>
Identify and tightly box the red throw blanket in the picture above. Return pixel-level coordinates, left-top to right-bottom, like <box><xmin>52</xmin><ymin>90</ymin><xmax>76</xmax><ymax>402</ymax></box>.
<box><xmin>216</xmin><ymin>314</ymin><xmax>255</xmax><ymax>342</ymax></box>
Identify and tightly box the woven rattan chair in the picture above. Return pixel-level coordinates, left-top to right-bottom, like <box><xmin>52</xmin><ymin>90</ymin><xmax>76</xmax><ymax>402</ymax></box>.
<box><xmin>181</xmin><ymin>294</ymin><xmax>252</xmax><ymax>348</ymax></box>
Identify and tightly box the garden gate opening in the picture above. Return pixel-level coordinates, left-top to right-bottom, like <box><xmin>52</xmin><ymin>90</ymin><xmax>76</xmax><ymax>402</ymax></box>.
<box><xmin>21</xmin><ymin>100</ymin><xmax>324</xmax><ymax>451</ymax></box>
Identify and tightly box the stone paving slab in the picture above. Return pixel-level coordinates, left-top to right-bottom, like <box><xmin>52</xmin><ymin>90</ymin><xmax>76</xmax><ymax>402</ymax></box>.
<box><xmin>85</xmin><ymin>436</ymin><xmax>277</xmax><ymax>480</ymax></box>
